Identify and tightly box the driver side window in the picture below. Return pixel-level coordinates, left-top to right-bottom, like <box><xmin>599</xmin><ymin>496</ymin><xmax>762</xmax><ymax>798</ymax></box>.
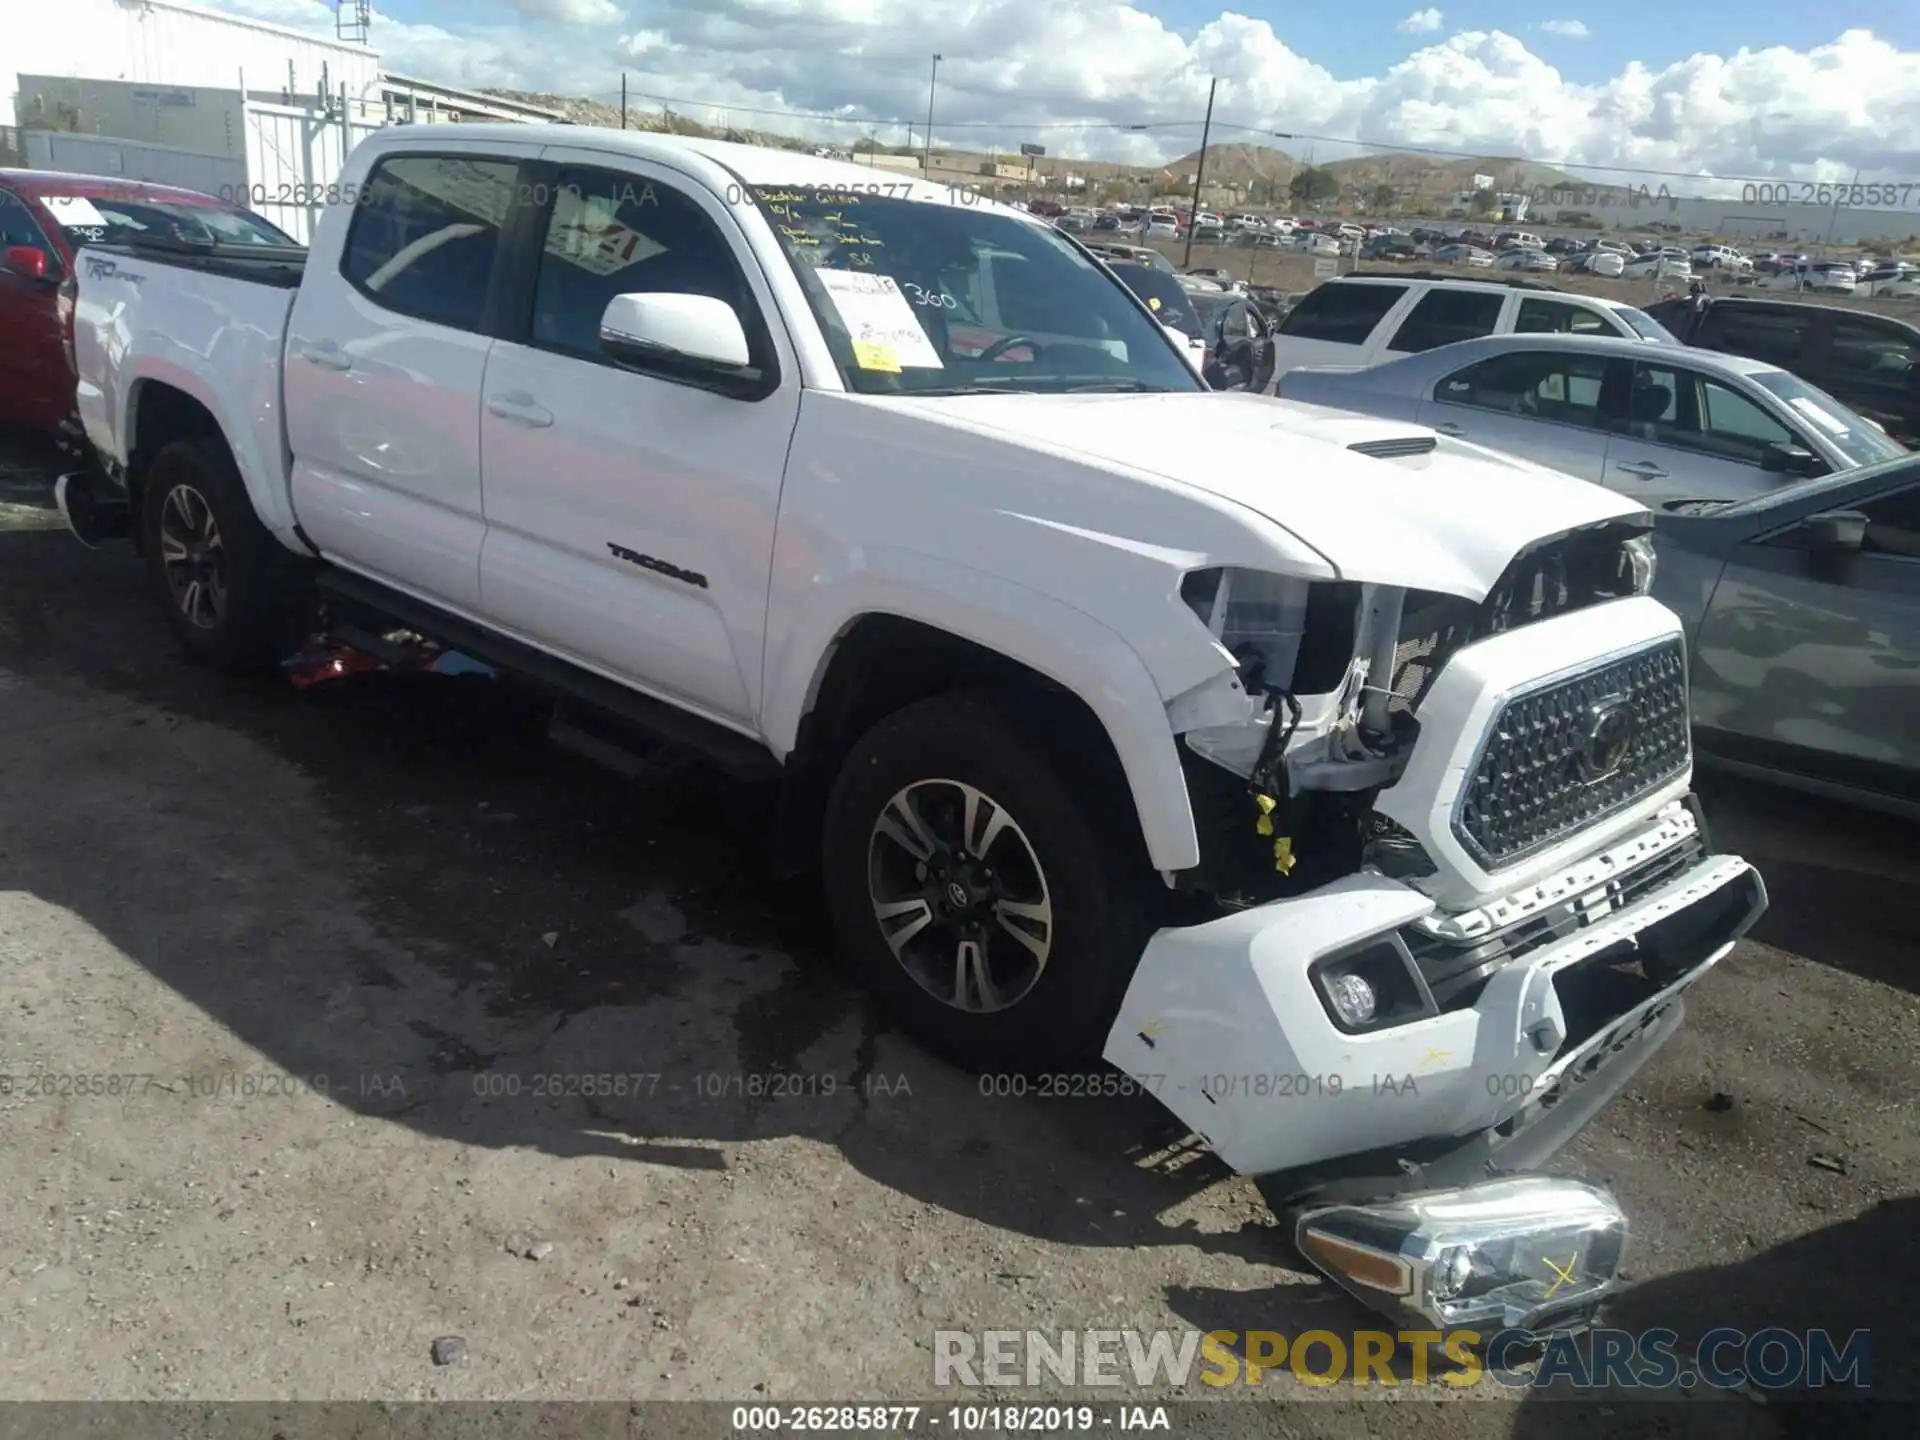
<box><xmin>1619</xmin><ymin>363</ymin><xmax>1799</xmax><ymax>464</ymax></box>
<box><xmin>531</xmin><ymin>166</ymin><xmax>757</xmax><ymax>361</ymax></box>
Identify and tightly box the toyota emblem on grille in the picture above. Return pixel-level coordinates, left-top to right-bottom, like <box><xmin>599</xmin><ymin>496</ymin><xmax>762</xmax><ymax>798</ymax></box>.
<box><xmin>1577</xmin><ymin>695</ymin><xmax>1637</xmax><ymax>783</ymax></box>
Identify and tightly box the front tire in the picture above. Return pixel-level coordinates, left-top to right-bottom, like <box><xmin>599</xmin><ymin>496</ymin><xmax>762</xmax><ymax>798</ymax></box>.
<box><xmin>140</xmin><ymin>437</ymin><xmax>308</xmax><ymax>670</ymax></box>
<box><xmin>822</xmin><ymin>692</ymin><xmax>1149</xmax><ymax>1074</ymax></box>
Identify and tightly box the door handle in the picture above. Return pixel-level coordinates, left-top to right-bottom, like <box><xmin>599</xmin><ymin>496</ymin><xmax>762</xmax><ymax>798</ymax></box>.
<box><xmin>486</xmin><ymin>392</ymin><xmax>555</xmax><ymax>429</ymax></box>
<box><xmin>1615</xmin><ymin>461</ymin><xmax>1669</xmax><ymax>479</ymax></box>
<box><xmin>1434</xmin><ymin>422</ymin><xmax>1465</xmax><ymax>436</ymax></box>
<box><xmin>297</xmin><ymin>341</ymin><xmax>351</xmax><ymax>372</ymax></box>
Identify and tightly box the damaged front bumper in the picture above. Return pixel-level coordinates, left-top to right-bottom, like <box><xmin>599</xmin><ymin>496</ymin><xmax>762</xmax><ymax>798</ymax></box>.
<box><xmin>1103</xmin><ymin>798</ymin><xmax>1768</xmax><ymax>1330</ymax></box>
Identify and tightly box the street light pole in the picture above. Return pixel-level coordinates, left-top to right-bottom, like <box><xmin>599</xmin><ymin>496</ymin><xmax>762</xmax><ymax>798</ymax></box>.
<box><xmin>1182</xmin><ymin>76</ymin><xmax>1218</xmax><ymax>270</ymax></box>
<box><xmin>923</xmin><ymin>53</ymin><xmax>942</xmax><ymax>176</ymax></box>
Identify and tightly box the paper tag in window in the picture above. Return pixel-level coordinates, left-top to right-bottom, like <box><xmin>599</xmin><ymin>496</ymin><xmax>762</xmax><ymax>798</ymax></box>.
<box><xmin>1789</xmin><ymin>396</ymin><xmax>1849</xmax><ymax>435</ymax></box>
<box><xmin>852</xmin><ymin>341</ymin><xmax>900</xmax><ymax>372</ymax></box>
<box><xmin>43</xmin><ymin>195</ymin><xmax>109</xmax><ymax>228</ymax></box>
<box><xmin>815</xmin><ymin>269</ymin><xmax>944</xmax><ymax>368</ymax></box>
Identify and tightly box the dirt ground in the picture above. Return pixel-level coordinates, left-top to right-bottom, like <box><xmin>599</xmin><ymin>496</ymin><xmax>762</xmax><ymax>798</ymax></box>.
<box><xmin>0</xmin><ymin>437</ymin><xmax>1913</xmax><ymax>1436</ymax></box>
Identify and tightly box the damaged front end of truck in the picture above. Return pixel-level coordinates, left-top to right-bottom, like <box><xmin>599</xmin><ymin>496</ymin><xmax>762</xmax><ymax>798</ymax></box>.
<box><xmin>1106</xmin><ymin>509</ymin><xmax>1768</xmax><ymax>1336</ymax></box>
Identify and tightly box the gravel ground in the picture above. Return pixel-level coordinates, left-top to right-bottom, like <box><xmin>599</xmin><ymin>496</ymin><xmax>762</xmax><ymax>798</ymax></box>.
<box><xmin>0</xmin><ymin>439</ymin><xmax>1912</xmax><ymax>1437</ymax></box>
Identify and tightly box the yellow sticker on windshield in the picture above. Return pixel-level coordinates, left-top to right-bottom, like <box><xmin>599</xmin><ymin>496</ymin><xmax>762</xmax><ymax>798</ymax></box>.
<box><xmin>1148</xmin><ymin>296</ymin><xmax>1162</xmax><ymax>310</ymax></box>
<box><xmin>853</xmin><ymin>341</ymin><xmax>901</xmax><ymax>372</ymax></box>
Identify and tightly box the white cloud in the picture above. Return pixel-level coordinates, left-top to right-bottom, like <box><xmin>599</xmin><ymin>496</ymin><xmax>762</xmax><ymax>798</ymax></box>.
<box><xmin>183</xmin><ymin>4</ymin><xmax>1920</xmax><ymax>195</ymax></box>
<box><xmin>1398</xmin><ymin>8</ymin><xmax>1445</xmax><ymax>34</ymax></box>
<box><xmin>510</xmin><ymin>0</ymin><xmax>625</xmax><ymax>23</ymax></box>
<box><xmin>1537</xmin><ymin>20</ymin><xmax>1592</xmax><ymax>39</ymax></box>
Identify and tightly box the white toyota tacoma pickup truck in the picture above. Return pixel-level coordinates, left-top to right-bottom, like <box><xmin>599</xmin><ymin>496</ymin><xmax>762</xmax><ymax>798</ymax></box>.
<box><xmin>65</xmin><ymin>126</ymin><xmax>1766</xmax><ymax>1335</ymax></box>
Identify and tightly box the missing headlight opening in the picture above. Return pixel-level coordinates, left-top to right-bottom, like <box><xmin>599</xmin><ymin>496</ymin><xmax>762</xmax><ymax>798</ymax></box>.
<box><xmin>1172</xmin><ymin>518</ymin><xmax>1656</xmax><ymax>912</ymax></box>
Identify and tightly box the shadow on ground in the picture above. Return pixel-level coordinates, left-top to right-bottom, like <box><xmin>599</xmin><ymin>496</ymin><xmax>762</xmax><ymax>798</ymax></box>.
<box><xmin>0</xmin><ymin>518</ymin><xmax>1310</xmax><ymax>1310</ymax></box>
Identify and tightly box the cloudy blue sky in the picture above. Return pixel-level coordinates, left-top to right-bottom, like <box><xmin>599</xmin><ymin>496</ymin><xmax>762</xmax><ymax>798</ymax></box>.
<box><xmin>207</xmin><ymin>1</ymin><xmax>1920</xmax><ymax>189</ymax></box>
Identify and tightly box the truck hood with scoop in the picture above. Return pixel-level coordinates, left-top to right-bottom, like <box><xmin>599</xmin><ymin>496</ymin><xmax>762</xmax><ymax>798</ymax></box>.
<box><xmin>895</xmin><ymin>389</ymin><xmax>1643</xmax><ymax>601</ymax></box>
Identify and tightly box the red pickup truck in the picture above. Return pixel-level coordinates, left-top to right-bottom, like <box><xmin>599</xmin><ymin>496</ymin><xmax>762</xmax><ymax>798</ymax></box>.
<box><xmin>0</xmin><ymin>169</ymin><xmax>297</xmax><ymax>446</ymax></box>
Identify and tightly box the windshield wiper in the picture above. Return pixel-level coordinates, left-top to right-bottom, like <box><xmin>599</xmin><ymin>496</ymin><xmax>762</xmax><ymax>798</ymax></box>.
<box><xmin>897</xmin><ymin>383</ymin><xmax>1035</xmax><ymax>396</ymax></box>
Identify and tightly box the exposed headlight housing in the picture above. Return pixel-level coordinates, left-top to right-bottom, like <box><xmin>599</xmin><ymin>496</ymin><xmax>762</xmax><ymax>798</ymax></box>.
<box><xmin>1180</xmin><ymin>567</ymin><xmax>1311</xmax><ymax>694</ymax></box>
<box><xmin>1622</xmin><ymin>533</ymin><xmax>1657</xmax><ymax>595</ymax></box>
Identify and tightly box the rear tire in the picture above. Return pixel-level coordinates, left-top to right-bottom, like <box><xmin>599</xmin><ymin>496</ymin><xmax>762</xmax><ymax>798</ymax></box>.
<box><xmin>821</xmin><ymin>691</ymin><xmax>1150</xmax><ymax>1074</ymax></box>
<box><xmin>140</xmin><ymin>437</ymin><xmax>309</xmax><ymax>670</ymax></box>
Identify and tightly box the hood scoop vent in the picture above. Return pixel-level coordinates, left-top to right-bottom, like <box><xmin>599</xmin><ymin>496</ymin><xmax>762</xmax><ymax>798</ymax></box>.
<box><xmin>1348</xmin><ymin>435</ymin><xmax>1439</xmax><ymax>459</ymax></box>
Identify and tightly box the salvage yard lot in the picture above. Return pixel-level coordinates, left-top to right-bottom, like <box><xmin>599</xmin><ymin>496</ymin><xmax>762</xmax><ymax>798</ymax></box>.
<box><xmin>0</xmin><ymin>445</ymin><xmax>1913</xmax><ymax>1434</ymax></box>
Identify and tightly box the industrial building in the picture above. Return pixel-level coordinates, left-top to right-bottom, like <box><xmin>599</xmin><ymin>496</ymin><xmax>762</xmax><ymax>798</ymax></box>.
<box><xmin>2</xmin><ymin>0</ymin><xmax>562</xmax><ymax>241</ymax></box>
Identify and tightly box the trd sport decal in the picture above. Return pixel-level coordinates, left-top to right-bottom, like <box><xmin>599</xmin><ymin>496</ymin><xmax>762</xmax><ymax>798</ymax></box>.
<box><xmin>607</xmin><ymin>542</ymin><xmax>709</xmax><ymax>589</ymax></box>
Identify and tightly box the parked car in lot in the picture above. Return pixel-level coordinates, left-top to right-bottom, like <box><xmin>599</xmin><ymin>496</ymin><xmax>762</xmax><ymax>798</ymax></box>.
<box><xmin>1431</xmin><ymin>243</ymin><xmax>1494</xmax><ymax>268</ymax></box>
<box><xmin>1187</xmin><ymin>288</ymin><xmax>1275</xmax><ymax>392</ymax></box>
<box><xmin>1084</xmin><ymin>241</ymin><xmax>1178</xmax><ymax>274</ymax></box>
<box><xmin>1494</xmin><ymin>248</ymin><xmax>1558</xmax><ymax>273</ymax></box>
<box><xmin>1765</xmin><ymin>260</ymin><xmax>1856</xmax><ymax>295</ymax></box>
<box><xmin>1624</xmin><ymin>250</ymin><xmax>1693</xmax><ymax>282</ymax></box>
<box><xmin>1650</xmin><ymin>455</ymin><xmax>1920</xmax><ymax>817</ymax></box>
<box><xmin>1644</xmin><ymin>294</ymin><xmax>1920</xmax><ymax>447</ymax></box>
<box><xmin>1264</xmin><ymin>273</ymin><xmax>1676</xmax><ymax>375</ymax></box>
<box><xmin>0</xmin><ymin>167</ymin><xmax>297</xmax><ymax>445</ymax></box>
<box><xmin>1143</xmin><ymin>217</ymin><xmax>1178</xmax><ymax>240</ymax></box>
<box><xmin>1857</xmin><ymin>261</ymin><xmax>1920</xmax><ymax>298</ymax></box>
<box><xmin>1568</xmin><ymin>250</ymin><xmax>1626</xmax><ymax>278</ymax></box>
<box><xmin>1274</xmin><ymin>332</ymin><xmax>1906</xmax><ymax>505</ymax></box>
<box><xmin>1105</xmin><ymin>260</ymin><xmax>1210</xmax><ymax>375</ymax></box>
<box><xmin>1294</xmin><ymin>231</ymin><xmax>1340</xmax><ymax>258</ymax></box>
<box><xmin>63</xmin><ymin>124</ymin><xmax>1765</xmax><ymax>1333</ymax></box>
<box><xmin>1359</xmin><ymin>233</ymin><xmax>1421</xmax><ymax>262</ymax></box>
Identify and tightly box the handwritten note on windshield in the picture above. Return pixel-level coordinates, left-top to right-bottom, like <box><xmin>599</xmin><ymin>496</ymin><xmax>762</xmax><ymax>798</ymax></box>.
<box><xmin>815</xmin><ymin>269</ymin><xmax>944</xmax><ymax>369</ymax></box>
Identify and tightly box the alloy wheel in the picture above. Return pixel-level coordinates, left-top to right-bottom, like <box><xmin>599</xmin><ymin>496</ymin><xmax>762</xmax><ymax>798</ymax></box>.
<box><xmin>157</xmin><ymin>484</ymin><xmax>227</xmax><ymax>631</ymax></box>
<box><xmin>866</xmin><ymin>779</ymin><xmax>1054</xmax><ymax>1013</ymax></box>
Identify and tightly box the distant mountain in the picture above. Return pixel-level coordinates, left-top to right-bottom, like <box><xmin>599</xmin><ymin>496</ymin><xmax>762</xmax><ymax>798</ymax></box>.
<box><xmin>1165</xmin><ymin>143</ymin><xmax>1584</xmax><ymax>207</ymax></box>
<box><xmin>478</xmin><ymin>92</ymin><xmax>1586</xmax><ymax>212</ymax></box>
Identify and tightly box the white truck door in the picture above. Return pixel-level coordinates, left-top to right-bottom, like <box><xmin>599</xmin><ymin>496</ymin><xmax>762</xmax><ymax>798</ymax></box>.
<box><xmin>475</xmin><ymin>154</ymin><xmax>800</xmax><ymax>728</ymax></box>
<box><xmin>286</xmin><ymin>149</ymin><xmax>533</xmax><ymax>613</ymax></box>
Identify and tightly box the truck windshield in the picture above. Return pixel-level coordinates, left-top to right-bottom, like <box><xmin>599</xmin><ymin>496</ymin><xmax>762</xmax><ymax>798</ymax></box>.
<box><xmin>755</xmin><ymin>188</ymin><xmax>1203</xmax><ymax>395</ymax></box>
<box><xmin>41</xmin><ymin>195</ymin><xmax>297</xmax><ymax>250</ymax></box>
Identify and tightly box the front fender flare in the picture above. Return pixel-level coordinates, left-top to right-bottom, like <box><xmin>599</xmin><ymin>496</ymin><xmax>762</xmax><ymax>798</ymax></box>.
<box><xmin>763</xmin><ymin>546</ymin><xmax>1201</xmax><ymax>872</ymax></box>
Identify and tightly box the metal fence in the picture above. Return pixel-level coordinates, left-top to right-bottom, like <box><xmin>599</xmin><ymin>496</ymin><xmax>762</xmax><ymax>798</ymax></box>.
<box><xmin>241</xmin><ymin>99</ymin><xmax>382</xmax><ymax>243</ymax></box>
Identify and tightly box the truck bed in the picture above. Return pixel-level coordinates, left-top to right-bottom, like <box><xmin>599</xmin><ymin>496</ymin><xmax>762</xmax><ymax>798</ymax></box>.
<box><xmin>73</xmin><ymin>240</ymin><xmax>307</xmax><ymax>544</ymax></box>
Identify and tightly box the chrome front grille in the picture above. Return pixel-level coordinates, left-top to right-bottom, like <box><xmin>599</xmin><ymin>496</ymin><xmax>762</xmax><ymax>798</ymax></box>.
<box><xmin>1454</xmin><ymin>639</ymin><xmax>1690</xmax><ymax>869</ymax></box>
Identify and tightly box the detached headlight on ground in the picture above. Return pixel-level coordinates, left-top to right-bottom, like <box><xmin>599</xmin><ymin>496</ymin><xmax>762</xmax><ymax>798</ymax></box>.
<box><xmin>1294</xmin><ymin>1177</ymin><xmax>1628</xmax><ymax>1333</ymax></box>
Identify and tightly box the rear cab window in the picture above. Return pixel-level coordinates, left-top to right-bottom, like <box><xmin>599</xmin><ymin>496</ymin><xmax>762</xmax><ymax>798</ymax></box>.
<box><xmin>1276</xmin><ymin>280</ymin><xmax>1408</xmax><ymax>346</ymax></box>
<box><xmin>340</xmin><ymin>154</ymin><xmax>522</xmax><ymax>331</ymax></box>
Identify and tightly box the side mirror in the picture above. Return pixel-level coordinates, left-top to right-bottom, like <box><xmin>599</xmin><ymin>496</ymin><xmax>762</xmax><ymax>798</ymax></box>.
<box><xmin>4</xmin><ymin>245</ymin><xmax>49</xmax><ymax>280</ymax></box>
<box><xmin>598</xmin><ymin>292</ymin><xmax>761</xmax><ymax>396</ymax></box>
<box><xmin>1760</xmin><ymin>443</ymin><xmax>1821</xmax><ymax>476</ymax></box>
<box><xmin>1800</xmin><ymin>509</ymin><xmax>1869</xmax><ymax>552</ymax></box>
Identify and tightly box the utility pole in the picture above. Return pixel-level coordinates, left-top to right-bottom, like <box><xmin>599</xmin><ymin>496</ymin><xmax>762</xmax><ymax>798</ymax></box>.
<box><xmin>923</xmin><ymin>53</ymin><xmax>942</xmax><ymax>176</ymax></box>
<box><xmin>1182</xmin><ymin>76</ymin><xmax>1218</xmax><ymax>270</ymax></box>
<box><xmin>620</xmin><ymin>73</ymin><xmax>627</xmax><ymax>129</ymax></box>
